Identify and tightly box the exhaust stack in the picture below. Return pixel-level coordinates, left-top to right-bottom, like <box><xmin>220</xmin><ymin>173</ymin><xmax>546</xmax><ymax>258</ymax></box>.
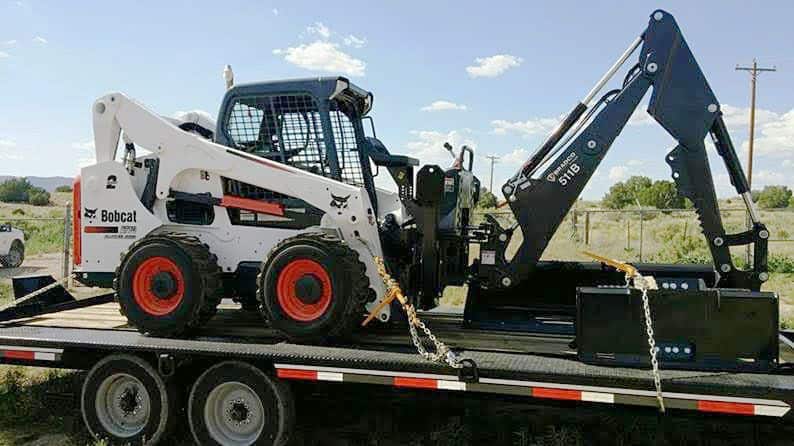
<box><xmin>223</xmin><ymin>65</ymin><xmax>234</xmax><ymax>90</ymax></box>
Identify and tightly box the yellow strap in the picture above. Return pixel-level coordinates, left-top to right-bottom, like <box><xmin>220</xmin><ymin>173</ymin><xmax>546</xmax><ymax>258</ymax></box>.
<box><xmin>581</xmin><ymin>250</ymin><xmax>638</xmax><ymax>277</ymax></box>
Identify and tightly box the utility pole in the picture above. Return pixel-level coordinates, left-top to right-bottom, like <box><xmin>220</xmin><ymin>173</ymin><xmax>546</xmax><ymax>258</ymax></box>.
<box><xmin>485</xmin><ymin>155</ymin><xmax>500</xmax><ymax>192</ymax></box>
<box><xmin>735</xmin><ymin>59</ymin><xmax>776</xmax><ymax>189</ymax></box>
<box><xmin>736</xmin><ymin>59</ymin><xmax>776</xmax><ymax>265</ymax></box>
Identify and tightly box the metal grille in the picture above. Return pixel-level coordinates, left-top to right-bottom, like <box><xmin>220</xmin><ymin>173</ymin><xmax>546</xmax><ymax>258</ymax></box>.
<box><xmin>225</xmin><ymin>94</ymin><xmax>329</xmax><ymax>177</ymax></box>
<box><xmin>330</xmin><ymin>108</ymin><xmax>365</xmax><ymax>187</ymax></box>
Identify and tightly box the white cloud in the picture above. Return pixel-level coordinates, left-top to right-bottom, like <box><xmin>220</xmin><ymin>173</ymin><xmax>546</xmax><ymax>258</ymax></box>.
<box><xmin>0</xmin><ymin>51</ymin><xmax>8</xmax><ymax>59</ymax></box>
<box><xmin>783</xmin><ymin>159</ymin><xmax>793</xmax><ymax>168</ymax></box>
<box><xmin>72</xmin><ymin>140</ymin><xmax>95</xmax><ymax>166</ymax></box>
<box><xmin>0</xmin><ymin>138</ymin><xmax>22</xmax><ymax>160</ymax></box>
<box><xmin>273</xmin><ymin>41</ymin><xmax>365</xmax><ymax>77</ymax></box>
<box><xmin>32</xmin><ymin>36</ymin><xmax>47</xmax><ymax>44</ymax></box>
<box><xmin>502</xmin><ymin>148</ymin><xmax>529</xmax><ymax>166</ymax></box>
<box><xmin>721</xmin><ymin>104</ymin><xmax>779</xmax><ymax>128</ymax></box>
<box><xmin>466</xmin><ymin>54</ymin><xmax>522</xmax><ymax>78</ymax></box>
<box><xmin>421</xmin><ymin>100</ymin><xmax>467</xmax><ymax>112</ymax></box>
<box><xmin>491</xmin><ymin>116</ymin><xmax>559</xmax><ymax>137</ymax></box>
<box><xmin>608</xmin><ymin>165</ymin><xmax>628</xmax><ymax>181</ymax></box>
<box><xmin>343</xmin><ymin>34</ymin><xmax>366</xmax><ymax>48</ymax></box>
<box><xmin>743</xmin><ymin>109</ymin><xmax>794</xmax><ymax>157</ymax></box>
<box><xmin>753</xmin><ymin>170</ymin><xmax>788</xmax><ymax>185</ymax></box>
<box><xmin>404</xmin><ymin>130</ymin><xmax>476</xmax><ymax>167</ymax></box>
<box><xmin>2</xmin><ymin>40</ymin><xmax>16</xmax><ymax>47</ymax></box>
<box><xmin>272</xmin><ymin>8</ymin><xmax>279</xmax><ymax>16</ymax></box>
<box><xmin>306</xmin><ymin>22</ymin><xmax>331</xmax><ymax>39</ymax></box>
<box><xmin>626</xmin><ymin>159</ymin><xmax>644</xmax><ymax>167</ymax></box>
<box><xmin>629</xmin><ymin>107</ymin><xmax>654</xmax><ymax>126</ymax></box>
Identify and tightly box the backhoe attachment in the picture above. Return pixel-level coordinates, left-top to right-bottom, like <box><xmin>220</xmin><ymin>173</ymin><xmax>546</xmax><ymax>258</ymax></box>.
<box><xmin>476</xmin><ymin>9</ymin><xmax>768</xmax><ymax>294</ymax></box>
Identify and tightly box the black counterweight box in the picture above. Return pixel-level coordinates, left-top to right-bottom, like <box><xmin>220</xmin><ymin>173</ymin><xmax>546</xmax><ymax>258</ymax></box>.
<box><xmin>576</xmin><ymin>286</ymin><xmax>778</xmax><ymax>372</ymax></box>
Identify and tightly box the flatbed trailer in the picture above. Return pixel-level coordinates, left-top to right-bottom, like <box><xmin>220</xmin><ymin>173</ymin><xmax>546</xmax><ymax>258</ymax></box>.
<box><xmin>0</xmin><ymin>298</ymin><xmax>794</xmax><ymax>445</ymax></box>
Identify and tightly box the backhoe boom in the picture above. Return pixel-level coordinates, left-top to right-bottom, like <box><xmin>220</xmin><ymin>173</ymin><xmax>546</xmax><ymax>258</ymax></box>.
<box><xmin>483</xmin><ymin>9</ymin><xmax>768</xmax><ymax>292</ymax></box>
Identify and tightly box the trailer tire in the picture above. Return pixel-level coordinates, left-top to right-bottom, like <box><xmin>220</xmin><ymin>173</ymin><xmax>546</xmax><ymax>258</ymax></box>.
<box><xmin>257</xmin><ymin>232</ymin><xmax>373</xmax><ymax>343</ymax></box>
<box><xmin>115</xmin><ymin>233</ymin><xmax>223</xmax><ymax>336</ymax></box>
<box><xmin>81</xmin><ymin>354</ymin><xmax>176</xmax><ymax>446</ymax></box>
<box><xmin>0</xmin><ymin>240</ymin><xmax>24</xmax><ymax>268</ymax></box>
<box><xmin>188</xmin><ymin>361</ymin><xmax>294</xmax><ymax>446</ymax></box>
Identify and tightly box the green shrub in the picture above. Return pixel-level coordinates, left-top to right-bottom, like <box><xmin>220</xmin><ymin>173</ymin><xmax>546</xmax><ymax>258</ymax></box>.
<box><xmin>602</xmin><ymin>176</ymin><xmax>685</xmax><ymax>209</ymax></box>
<box><xmin>756</xmin><ymin>185</ymin><xmax>792</xmax><ymax>209</ymax></box>
<box><xmin>11</xmin><ymin>208</ymin><xmax>24</xmax><ymax>216</ymax></box>
<box><xmin>27</xmin><ymin>189</ymin><xmax>50</xmax><ymax>206</ymax></box>
<box><xmin>768</xmin><ymin>255</ymin><xmax>794</xmax><ymax>274</ymax></box>
<box><xmin>0</xmin><ymin>178</ymin><xmax>33</xmax><ymax>203</ymax></box>
<box><xmin>0</xmin><ymin>178</ymin><xmax>51</xmax><ymax>206</ymax></box>
<box><xmin>54</xmin><ymin>185</ymin><xmax>72</xmax><ymax>193</ymax></box>
<box><xmin>477</xmin><ymin>187</ymin><xmax>497</xmax><ymax>209</ymax></box>
<box><xmin>649</xmin><ymin>222</ymin><xmax>711</xmax><ymax>264</ymax></box>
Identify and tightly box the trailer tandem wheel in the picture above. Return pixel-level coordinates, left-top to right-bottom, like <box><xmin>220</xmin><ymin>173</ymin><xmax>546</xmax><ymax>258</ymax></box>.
<box><xmin>81</xmin><ymin>354</ymin><xmax>177</xmax><ymax>446</ymax></box>
<box><xmin>188</xmin><ymin>361</ymin><xmax>295</xmax><ymax>446</ymax></box>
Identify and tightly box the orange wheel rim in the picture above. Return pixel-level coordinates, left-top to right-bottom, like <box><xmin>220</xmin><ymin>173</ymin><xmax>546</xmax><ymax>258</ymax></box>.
<box><xmin>276</xmin><ymin>259</ymin><xmax>332</xmax><ymax>322</ymax></box>
<box><xmin>132</xmin><ymin>256</ymin><xmax>185</xmax><ymax>316</ymax></box>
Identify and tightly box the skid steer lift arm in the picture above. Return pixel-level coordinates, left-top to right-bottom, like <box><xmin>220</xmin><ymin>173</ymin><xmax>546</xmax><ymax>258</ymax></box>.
<box><xmin>482</xmin><ymin>9</ymin><xmax>768</xmax><ymax>292</ymax></box>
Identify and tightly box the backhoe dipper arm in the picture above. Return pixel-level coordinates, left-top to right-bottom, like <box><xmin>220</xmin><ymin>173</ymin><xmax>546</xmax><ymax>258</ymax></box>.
<box><xmin>492</xmin><ymin>10</ymin><xmax>768</xmax><ymax>290</ymax></box>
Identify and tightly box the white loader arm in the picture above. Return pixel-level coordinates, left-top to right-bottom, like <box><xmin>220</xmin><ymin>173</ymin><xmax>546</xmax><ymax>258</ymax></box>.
<box><xmin>91</xmin><ymin>92</ymin><xmax>389</xmax><ymax>314</ymax></box>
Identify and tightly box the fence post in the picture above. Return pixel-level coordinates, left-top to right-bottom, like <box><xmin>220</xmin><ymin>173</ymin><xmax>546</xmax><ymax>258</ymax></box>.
<box><xmin>639</xmin><ymin>210</ymin><xmax>644</xmax><ymax>262</ymax></box>
<box><xmin>626</xmin><ymin>218</ymin><xmax>631</xmax><ymax>251</ymax></box>
<box><xmin>584</xmin><ymin>211</ymin><xmax>590</xmax><ymax>245</ymax></box>
<box><xmin>571</xmin><ymin>210</ymin><xmax>578</xmax><ymax>240</ymax></box>
<box><xmin>62</xmin><ymin>202</ymin><xmax>71</xmax><ymax>283</ymax></box>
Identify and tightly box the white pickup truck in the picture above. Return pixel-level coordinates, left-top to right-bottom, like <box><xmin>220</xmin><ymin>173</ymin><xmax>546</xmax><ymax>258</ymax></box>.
<box><xmin>0</xmin><ymin>224</ymin><xmax>24</xmax><ymax>268</ymax></box>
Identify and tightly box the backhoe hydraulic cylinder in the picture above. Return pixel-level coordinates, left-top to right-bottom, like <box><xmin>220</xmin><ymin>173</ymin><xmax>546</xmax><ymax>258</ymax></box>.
<box><xmin>581</xmin><ymin>36</ymin><xmax>643</xmax><ymax>106</ymax></box>
<box><xmin>506</xmin><ymin>35</ymin><xmax>643</xmax><ymax>194</ymax></box>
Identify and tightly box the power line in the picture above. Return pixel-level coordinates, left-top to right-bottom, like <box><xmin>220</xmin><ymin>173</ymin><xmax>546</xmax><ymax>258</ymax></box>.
<box><xmin>485</xmin><ymin>155</ymin><xmax>500</xmax><ymax>192</ymax></box>
<box><xmin>735</xmin><ymin>59</ymin><xmax>776</xmax><ymax>190</ymax></box>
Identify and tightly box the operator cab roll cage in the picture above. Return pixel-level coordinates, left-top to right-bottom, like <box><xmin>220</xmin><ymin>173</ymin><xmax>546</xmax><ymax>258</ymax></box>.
<box><xmin>215</xmin><ymin>77</ymin><xmax>380</xmax><ymax>208</ymax></box>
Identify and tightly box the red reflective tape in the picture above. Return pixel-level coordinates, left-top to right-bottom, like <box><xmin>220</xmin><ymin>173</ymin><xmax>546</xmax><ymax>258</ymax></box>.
<box><xmin>72</xmin><ymin>176</ymin><xmax>81</xmax><ymax>265</ymax></box>
<box><xmin>221</xmin><ymin>195</ymin><xmax>285</xmax><ymax>216</ymax></box>
<box><xmin>394</xmin><ymin>377</ymin><xmax>438</xmax><ymax>389</ymax></box>
<box><xmin>697</xmin><ymin>400</ymin><xmax>755</xmax><ymax>415</ymax></box>
<box><xmin>4</xmin><ymin>350</ymin><xmax>35</xmax><ymax>360</ymax></box>
<box><xmin>532</xmin><ymin>387</ymin><xmax>582</xmax><ymax>401</ymax></box>
<box><xmin>276</xmin><ymin>369</ymin><xmax>318</xmax><ymax>381</ymax></box>
<box><xmin>84</xmin><ymin>226</ymin><xmax>118</xmax><ymax>234</ymax></box>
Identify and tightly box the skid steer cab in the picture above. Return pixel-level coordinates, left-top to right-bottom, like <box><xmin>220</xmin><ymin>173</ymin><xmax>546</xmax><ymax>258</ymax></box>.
<box><xmin>72</xmin><ymin>74</ymin><xmax>480</xmax><ymax>342</ymax></box>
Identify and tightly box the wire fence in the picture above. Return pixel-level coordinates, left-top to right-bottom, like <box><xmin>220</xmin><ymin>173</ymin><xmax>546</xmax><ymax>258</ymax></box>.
<box><xmin>1</xmin><ymin>203</ymin><xmax>72</xmax><ymax>281</ymax></box>
<box><xmin>477</xmin><ymin>207</ymin><xmax>794</xmax><ymax>264</ymax></box>
<box><xmin>2</xmin><ymin>204</ymin><xmax>792</xmax><ymax>285</ymax></box>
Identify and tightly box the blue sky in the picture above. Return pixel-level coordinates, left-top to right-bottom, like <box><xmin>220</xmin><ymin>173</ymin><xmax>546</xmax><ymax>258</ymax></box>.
<box><xmin>1</xmin><ymin>0</ymin><xmax>793</xmax><ymax>199</ymax></box>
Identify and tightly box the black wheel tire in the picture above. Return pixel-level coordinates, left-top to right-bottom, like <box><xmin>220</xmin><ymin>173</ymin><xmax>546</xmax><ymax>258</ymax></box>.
<box><xmin>81</xmin><ymin>354</ymin><xmax>176</xmax><ymax>445</ymax></box>
<box><xmin>188</xmin><ymin>361</ymin><xmax>294</xmax><ymax>446</ymax></box>
<box><xmin>257</xmin><ymin>232</ymin><xmax>373</xmax><ymax>343</ymax></box>
<box><xmin>115</xmin><ymin>233</ymin><xmax>223</xmax><ymax>337</ymax></box>
<box><xmin>1</xmin><ymin>240</ymin><xmax>24</xmax><ymax>268</ymax></box>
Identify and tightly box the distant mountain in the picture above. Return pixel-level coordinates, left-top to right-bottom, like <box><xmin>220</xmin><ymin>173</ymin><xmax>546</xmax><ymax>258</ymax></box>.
<box><xmin>0</xmin><ymin>176</ymin><xmax>74</xmax><ymax>192</ymax></box>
